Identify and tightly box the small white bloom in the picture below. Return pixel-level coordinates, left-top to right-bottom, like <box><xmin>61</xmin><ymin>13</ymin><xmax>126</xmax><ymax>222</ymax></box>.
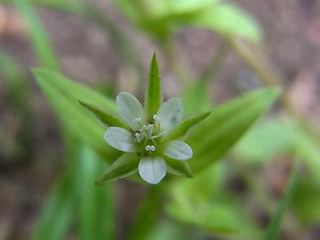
<box><xmin>104</xmin><ymin>92</ymin><xmax>193</xmax><ymax>184</ymax></box>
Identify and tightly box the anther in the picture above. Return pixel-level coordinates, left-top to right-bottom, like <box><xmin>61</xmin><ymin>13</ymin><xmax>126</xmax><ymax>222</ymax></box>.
<box><xmin>145</xmin><ymin>145</ymin><xmax>156</xmax><ymax>153</ymax></box>
<box><xmin>153</xmin><ymin>115</ymin><xmax>160</xmax><ymax>122</ymax></box>
<box><xmin>135</xmin><ymin>132</ymin><xmax>142</xmax><ymax>142</ymax></box>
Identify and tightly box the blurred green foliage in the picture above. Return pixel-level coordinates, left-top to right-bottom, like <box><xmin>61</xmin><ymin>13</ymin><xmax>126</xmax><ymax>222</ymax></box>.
<box><xmin>0</xmin><ymin>0</ymin><xmax>319</xmax><ymax>240</ymax></box>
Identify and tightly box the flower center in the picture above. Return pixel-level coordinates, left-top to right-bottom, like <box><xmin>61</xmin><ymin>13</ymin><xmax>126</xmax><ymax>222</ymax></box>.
<box><xmin>133</xmin><ymin>115</ymin><xmax>167</xmax><ymax>155</ymax></box>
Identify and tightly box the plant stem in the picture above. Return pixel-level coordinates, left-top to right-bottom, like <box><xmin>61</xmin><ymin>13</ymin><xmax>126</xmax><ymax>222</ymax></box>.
<box><xmin>160</xmin><ymin>37</ymin><xmax>191</xmax><ymax>87</ymax></box>
<box><xmin>263</xmin><ymin>159</ymin><xmax>300</xmax><ymax>240</ymax></box>
<box><xmin>126</xmin><ymin>184</ymin><xmax>165</xmax><ymax>240</ymax></box>
<box><xmin>200</xmin><ymin>37</ymin><xmax>231</xmax><ymax>83</ymax></box>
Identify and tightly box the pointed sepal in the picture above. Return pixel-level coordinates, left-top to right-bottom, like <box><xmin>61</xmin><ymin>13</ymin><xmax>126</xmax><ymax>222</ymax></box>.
<box><xmin>167</xmin><ymin>111</ymin><xmax>211</xmax><ymax>140</ymax></box>
<box><xmin>95</xmin><ymin>153</ymin><xmax>140</xmax><ymax>185</ymax></box>
<box><xmin>166</xmin><ymin>158</ymin><xmax>193</xmax><ymax>178</ymax></box>
<box><xmin>79</xmin><ymin>100</ymin><xmax>127</xmax><ymax>128</ymax></box>
<box><xmin>145</xmin><ymin>52</ymin><xmax>162</xmax><ymax>117</ymax></box>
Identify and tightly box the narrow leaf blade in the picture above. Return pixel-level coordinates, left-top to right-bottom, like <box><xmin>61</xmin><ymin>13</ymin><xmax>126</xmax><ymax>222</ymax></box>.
<box><xmin>145</xmin><ymin>52</ymin><xmax>162</xmax><ymax>117</ymax></box>
<box><xmin>95</xmin><ymin>153</ymin><xmax>140</xmax><ymax>184</ymax></box>
<box><xmin>182</xmin><ymin>80</ymin><xmax>212</xmax><ymax>114</ymax></box>
<box><xmin>166</xmin><ymin>158</ymin><xmax>193</xmax><ymax>178</ymax></box>
<box><xmin>79</xmin><ymin>100</ymin><xmax>126</xmax><ymax>128</ymax></box>
<box><xmin>185</xmin><ymin>2</ymin><xmax>262</xmax><ymax>43</ymax></box>
<box><xmin>14</xmin><ymin>0</ymin><xmax>59</xmax><ymax>70</ymax></box>
<box><xmin>187</xmin><ymin>88</ymin><xmax>279</xmax><ymax>172</ymax></box>
<box><xmin>167</xmin><ymin>111</ymin><xmax>211</xmax><ymax>140</ymax></box>
<box><xmin>33</xmin><ymin>69</ymin><xmax>119</xmax><ymax>162</ymax></box>
<box><xmin>77</xmin><ymin>145</ymin><xmax>115</xmax><ymax>240</ymax></box>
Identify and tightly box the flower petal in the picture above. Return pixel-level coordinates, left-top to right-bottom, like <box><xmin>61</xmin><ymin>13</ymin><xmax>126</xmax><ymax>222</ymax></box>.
<box><xmin>156</xmin><ymin>97</ymin><xmax>183</xmax><ymax>130</ymax></box>
<box><xmin>116</xmin><ymin>92</ymin><xmax>144</xmax><ymax>130</ymax></box>
<box><xmin>163</xmin><ymin>140</ymin><xmax>193</xmax><ymax>160</ymax></box>
<box><xmin>138</xmin><ymin>156</ymin><xmax>166</xmax><ymax>184</ymax></box>
<box><xmin>104</xmin><ymin>127</ymin><xmax>136</xmax><ymax>152</ymax></box>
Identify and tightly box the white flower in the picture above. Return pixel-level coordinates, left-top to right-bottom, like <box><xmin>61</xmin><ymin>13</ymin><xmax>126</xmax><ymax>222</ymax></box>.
<box><xmin>104</xmin><ymin>92</ymin><xmax>193</xmax><ymax>184</ymax></box>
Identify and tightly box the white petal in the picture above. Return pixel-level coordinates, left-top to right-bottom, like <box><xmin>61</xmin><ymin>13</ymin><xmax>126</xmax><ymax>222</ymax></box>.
<box><xmin>157</xmin><ymin>97</ymin><xmax>183</xmax><ymax>130</ymax></box>
<box><xmin>163</xmin><ymin>141</ymin><xmax>193</xmax><ymax>160</ymax></box>
<box><xmin>138</xmin><ymin>156</ymin><xmax>167</xmax><ymax>184</ymax></box>
<box><xmin>104</xmin><ymin>127</ymin><xmax>136</xmax><ymax>152</ymax></box>
<box><xmin>116</xmin><ymin>92</ymin><xmax>144</xmax><ymax>130</ymax></box>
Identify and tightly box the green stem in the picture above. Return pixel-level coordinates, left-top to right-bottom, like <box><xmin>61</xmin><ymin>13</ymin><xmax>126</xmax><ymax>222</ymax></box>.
<box><xmin>126</xmin><ymin>185</ymin><xmax>165</xmax><ymax>240</ymax></box>
<box><xmin>200</xmin><ymin>37</ymin><xmax>231</xmax><ymax>83</ymax></box>
<box><xmin>160</xmin><ymin>37</ymin><xmax>191</xmax><ymax>87</ymax></box>
<box><xmin>263</xmin><ymin>159</ymin><xmax>300</xmax><ymax>240</ymax></box>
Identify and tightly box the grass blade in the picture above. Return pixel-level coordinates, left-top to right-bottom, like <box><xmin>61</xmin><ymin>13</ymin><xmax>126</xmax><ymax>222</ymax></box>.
<box><xmin>77</xmin><ymin>145</ymin><xmax>115</xmax><ymax>240</ymax></box>
<box><xmin>14</xmin><ymin>0</ymin><xmax>59</xmax><ymax>70</ymax></box>
<box><xmin>263</xmin><ymin>160</ymin><xmax>300</xmax><ymax>240</ymax></box>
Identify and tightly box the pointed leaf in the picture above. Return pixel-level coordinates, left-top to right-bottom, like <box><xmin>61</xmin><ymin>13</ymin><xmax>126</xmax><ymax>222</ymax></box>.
<box><xmin>15</xmin><ymin>0</ymin><xmax>59</xmax><ymax>70</ymax></box>
<box><xmin>186</xmin><ymin>87</ymin><xmax>279</xmax><ymax>172</ymax></box>
<box><xmin>79</xmin><ymin>100</ymin><xmax>126</xmax><ymax>128</ymax></box>
<box><xmin>167</xmin><ymin>111</ymin><xmax>211</xmax><ymax>140</ymax></box>
<box><xmin>77</xmin><ymin>145</ymin><xmax>114</xmax><ymax>240</ymax></box>
<box><xmin>166</xmin><ymin>158</ymin><xmax>193</xmax><ymax>178</ymax></box>
<box><xmin>182</xmin><ymin>80</ymin><xmax>212</xmax><ymax>114</ymax></box>
<box><xmin>95</xmin><ymin>153</ymin><xmax>140</xmax><ymax>184</ymax></box>
<box><xmin>33</xmin><ymin>69</ymin><xmax>120</xmax><ymax>162</ymax></box>
<box><xmin>185</xmin><ymin>2</ymin><xmax>262</xmax><ymax>43</ymax></box>
<box><xmin>145</xmin><ymin>52</ymin><xmax>162</xmax><ymax>117</ymax></box>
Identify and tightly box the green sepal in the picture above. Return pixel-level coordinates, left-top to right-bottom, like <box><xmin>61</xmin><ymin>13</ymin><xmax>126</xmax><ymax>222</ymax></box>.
<box><xmin>167</xmin><ymin>111</ymin><xmax>211</xmax><ymax>140</ymax></box>
<box><xmin>79</xmin><ymin>100</ymin><xmax>127</xmax><ymax>129</ymax></box>
<box><xmin>95</xmin><ymin>153</ymin><xmax>140</xmax><ymax>185</ymax></box>
<box><xmin>145</xmin><ymin>52</ymin><xmax>162</xmax><ymax>117</ymax></box>
<box><xmin>166</xmin><ymin>158</ymin><xmax>193</xmax><ymax>178</ymax></box>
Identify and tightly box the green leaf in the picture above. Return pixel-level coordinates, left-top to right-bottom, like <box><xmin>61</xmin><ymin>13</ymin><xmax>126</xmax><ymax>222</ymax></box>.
<box><xmin>186</xmin><ymin>2</ymin><xmax>262</xmax><ymax>43</ymax></box>
<box><xmin>166</xmin><ymin>158</ymin><xmax>193</xmax><ymax>178</ymax></box>
<box><xmin>167</xmin><ymin>111</ymin><xmax>211</xmax><ymax>140</ymax></box>
<box><xmin>33</xmin><ymin>69</ymin><xmax>119</xmax><ymax>162</ymax></box>
<box><xmin>236</xmin><ymin>117</ymin><xmax>320</xmax><ymax>184</ymax></box>
<box><xmin>166</xmin><ymin>163</ymin><xmax>261</xmax><ymax>237</ymax></box>
<box><xmin>292</xmin><ymin>177</ymin><xmax>320</xmax><ymax>225</ymax></box>
<box><xmin>79</xmin><ymin>100</ymin><xmax>127</xmax><ymax>129</ymax></box>
<box><xmin>145</xmin><ymin>52</ymin><xmax>162</xmax><ymax>117</ymax></box>
<box><xmin>164</xmin><ymin>0</ymin><xmax>219</xmax><ymax>15</ymax></box>
<box><xmin>182</xmin><ymin>80</ymin><xmax>212</xmax><ymax>114</ymax></box>
<box><xmin>77</xmin><ymin>145</ymin><xmax>114</xmax><ymax>240</ymax></box>
<box><xmin>95</xmin><ymin>153</ymin><xmax>140</xmax><ymax>184</ymax></box>
<box><xmin>235</xmin><ymin>118</ymin><xmax>296</xmax><ymax>163</ymax></box>
<box><xmin>127</xmin><ymin>186</ymin><xmax>164</xmax><ymax>240</ymax></box>
<box><xmin>187</xmin><ymin>87</ymin><xmax>279</xmax><ymax>172</ymax></box>
<box><xmin>14</xmin><ymin>0</ymin><xmax>59</xmax><ymax>70</ymax></box>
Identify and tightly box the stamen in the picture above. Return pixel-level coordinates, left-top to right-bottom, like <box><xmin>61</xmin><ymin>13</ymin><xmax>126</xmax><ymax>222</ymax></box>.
<box><xmin>133</xmin><ymin>117</ymin><xmax>143</xmax><ymax>128</ymax></box>
<box><xmin>153</xmin><ymin>115</ymin><xmax>160</xmax><ymax>122</ymax></box>
<box><xmin>152</xmin><ymin>131</ymin><xmax>167</xmax><ymax>139</ymax></box>
<box><xmin>145</xmin><ymin>145</ymin><xmax>156</xmax><ymax>153</ymax></box>
<box><xmin>135</xmin><ymin>132</ymin><xmax>142</xmax><ymax>142</ymax></box>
